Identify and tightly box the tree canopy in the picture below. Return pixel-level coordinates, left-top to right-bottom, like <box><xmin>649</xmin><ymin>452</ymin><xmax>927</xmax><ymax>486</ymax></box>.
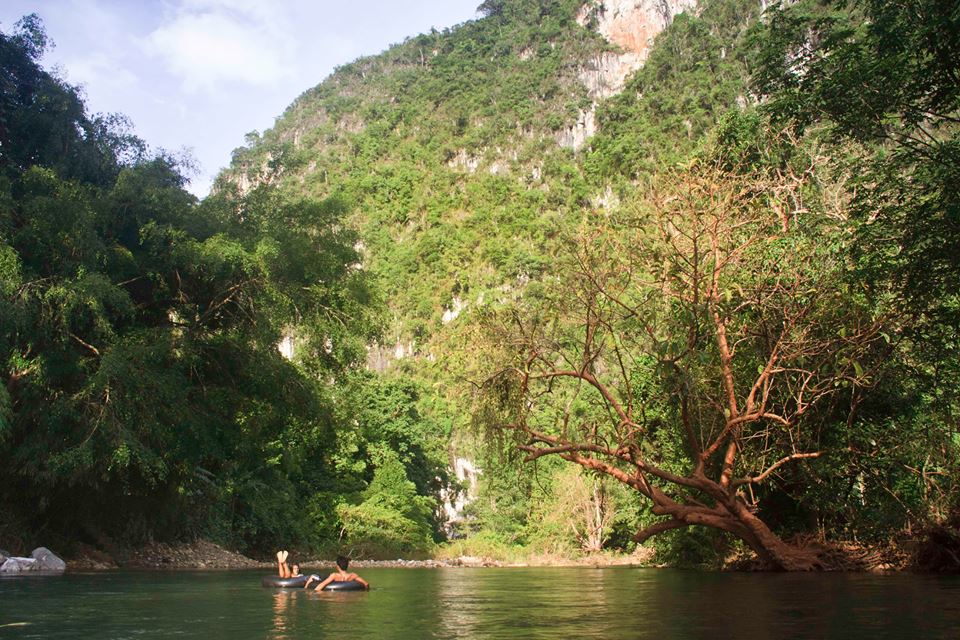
<box><xmin>4</xmin><ymin>0</ymin><xmax>959</xmax><ymax>570</ymax></box>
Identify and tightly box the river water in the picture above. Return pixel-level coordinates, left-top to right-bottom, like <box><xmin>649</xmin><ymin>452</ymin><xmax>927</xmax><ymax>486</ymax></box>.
<box><xmin>1</xmin><ymin>567</ymin><xmax>959</xmax><ymax>639</ymax></box>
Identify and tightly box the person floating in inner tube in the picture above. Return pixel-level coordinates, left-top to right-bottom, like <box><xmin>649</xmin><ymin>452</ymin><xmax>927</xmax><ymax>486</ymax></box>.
<box><xmin>304</xmin><ymin>555</ymin><xmax>370</xmax><ymax>591</ymax></box>
<box><xmin>275</xmin><ymin>550</ymin><xmax>302</xmax><ymax>579</ymax></box>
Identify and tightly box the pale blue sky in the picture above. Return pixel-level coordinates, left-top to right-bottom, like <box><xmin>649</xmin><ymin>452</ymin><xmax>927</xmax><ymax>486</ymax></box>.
<box><xmin>1</xmin><ymin>1</ymin><xmax>481</xmax><ymax>196</ymax></box>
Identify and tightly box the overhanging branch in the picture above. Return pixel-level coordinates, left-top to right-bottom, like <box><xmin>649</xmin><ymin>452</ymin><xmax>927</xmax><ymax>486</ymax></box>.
<box><xmin>733</xmin><ymin>451</ymin><xmax>822</xmax><ymax>487</ymax></box>
<box><xmin>633</xmin><ymin>518</ymin><xmax>689</xmax><ymax>543</ymax></box>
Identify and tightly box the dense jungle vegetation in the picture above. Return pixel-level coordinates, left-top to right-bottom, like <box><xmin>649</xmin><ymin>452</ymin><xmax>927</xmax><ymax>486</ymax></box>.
<box><xmin>2</xmin><ymin>0</ymin><xmax>958</xmax><ymax>569</ymax></box>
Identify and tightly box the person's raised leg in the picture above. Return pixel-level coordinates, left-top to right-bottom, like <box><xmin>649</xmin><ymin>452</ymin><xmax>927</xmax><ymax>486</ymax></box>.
<box><xmin>277</xmin><ymin>551</ymin><xmax>292</xmax><ymax>578</ymax></box>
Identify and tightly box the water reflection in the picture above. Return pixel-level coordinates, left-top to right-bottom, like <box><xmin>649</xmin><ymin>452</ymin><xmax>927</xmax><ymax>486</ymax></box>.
<box><xmin>635</xmin><ymin>571</ymin><xmax>960</xmax><ymax>640</ymax></box>
<box><xmin>436</xmin><ymin>569</ymin><xmax>481</xmax><ymax>638</ymax></box>
<box><xmin>1</xmin><ymin>568</ymin><xmax>959</xmax><ymax>639</ymax></box>
<box><xmin>269</xmin><ymin>590</ymin><xmax>294</xmax><ymax>639</ymax></box>
<box><xmin>434</xmin><ymin>567</ymin><xmax>637</xmax><ymax>639</ymax></box>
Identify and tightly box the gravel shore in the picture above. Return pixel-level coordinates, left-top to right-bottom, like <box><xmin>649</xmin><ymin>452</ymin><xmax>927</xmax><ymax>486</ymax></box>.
<box><xmin>66</xmin><ymin>540</ymin><xmax>655</xmax><ymax>571</ymax></box>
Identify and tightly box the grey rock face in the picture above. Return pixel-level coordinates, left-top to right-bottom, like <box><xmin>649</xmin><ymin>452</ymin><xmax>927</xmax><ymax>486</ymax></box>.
<box><xmin>31</xmin><ymin>547</ymin><xmax>67</xmax><ymax>572</ymax></box>
<box><xmin>0</xmin><ymin>547</ymin><xmax>67</xmax><ymax>573</ymax></box>
<box><xmin>1</xmin><ymin>556</ymin><xmax>38</xmax><ymax>572</ymax></box>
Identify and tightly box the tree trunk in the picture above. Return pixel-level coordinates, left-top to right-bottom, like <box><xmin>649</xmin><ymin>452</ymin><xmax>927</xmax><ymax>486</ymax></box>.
<box><xmin>644</xmin><ymin>477</ymin><xmax>823</xmax><ymax>571</ymax></box>
<box><xmin>732</xmin><ymin>506</ymin><xmax>822</xmax><ymax>571</ymax></box>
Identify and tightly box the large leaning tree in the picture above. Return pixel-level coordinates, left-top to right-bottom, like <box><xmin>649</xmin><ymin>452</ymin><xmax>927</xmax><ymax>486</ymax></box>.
<box><xmin>475</xmin><ymin>156</ymin><xmax>897</xmax><ymax>570</ymax></box>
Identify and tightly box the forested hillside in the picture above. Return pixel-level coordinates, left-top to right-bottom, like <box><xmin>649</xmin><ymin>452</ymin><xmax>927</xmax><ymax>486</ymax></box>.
<box><xmin>216</xmin><ymin>0</ymin><xmax>769</xmax><ymax>558</ymax></box>
<box><xmin>3</xmin><ymin>0</ymin><xmax>958</xmax><ymax>569</ymax></box>
<box><xmin>0</xmin><ymin>15</ymin><xmax>442</xmax><ymax>557</ymax></box>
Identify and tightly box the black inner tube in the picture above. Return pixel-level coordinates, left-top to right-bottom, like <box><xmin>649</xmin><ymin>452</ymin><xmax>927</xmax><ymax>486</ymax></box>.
<box><xmin>321</xmin><ymin>578</ymin><xmax>365</xmax><ymax>591</ymax></box>
<box><xmin>261</xmin><ymin>575</ymin><xmax>310</xmax><ymax>588</ymax></box>
<box><xmin>261</xmin><ymin>574</ymin><xmax>365</xmax><ymax>591</ymax></box>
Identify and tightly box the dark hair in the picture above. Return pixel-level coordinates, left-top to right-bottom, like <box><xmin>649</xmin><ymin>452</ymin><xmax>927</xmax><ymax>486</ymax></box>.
<box><xmin>336</xmin><ymin>555</ymin><xmax>350</xmax><ymax>571</ymax></box>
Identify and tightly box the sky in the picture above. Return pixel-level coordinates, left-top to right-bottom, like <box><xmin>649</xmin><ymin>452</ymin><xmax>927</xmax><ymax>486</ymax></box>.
<box><xmin>1</xmin><ymin>1</ymin><xmax>482</xmax><ymax>196</ymax></box>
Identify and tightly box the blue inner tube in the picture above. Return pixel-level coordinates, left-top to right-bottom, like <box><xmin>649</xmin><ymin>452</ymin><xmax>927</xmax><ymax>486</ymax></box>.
<box><xmin>261</xmin><ymin>574</ymin><xmax>366</xmax><ymax>591</ymax></box>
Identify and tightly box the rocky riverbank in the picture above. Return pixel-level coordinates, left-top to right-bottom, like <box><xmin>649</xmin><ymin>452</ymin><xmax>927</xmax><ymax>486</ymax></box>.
<box><xmin>62</xmin><ymin>535</ymin><xmax>946</xmax><ymax>572</ymax></box>
<box><xmin>59</xmin><ymin>540</ymin><xmax>264</xmax><ymax>570</ymax></box>
<box><xmin>63</xmin><ymin>540</ymin><xmax>656</xmax><ymax>571</ymax></box>
<box><xmin>124</xmin><ymin>540</ymin><xmax>267</xmax><ymax>570</ymax></box>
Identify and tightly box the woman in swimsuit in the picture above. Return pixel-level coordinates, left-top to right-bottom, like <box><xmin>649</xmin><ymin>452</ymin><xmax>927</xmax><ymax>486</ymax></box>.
<box><xmin>275</xmin><ymin>550</ymin><xmax>301</xmax><ymax>579</ymax></box>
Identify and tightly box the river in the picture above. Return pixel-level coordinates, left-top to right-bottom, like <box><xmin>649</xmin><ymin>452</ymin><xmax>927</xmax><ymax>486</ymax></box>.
<box><xmin>2</xmin><ymin>567</ymin><xmax>959</xmax><ymax>638</ymax></box>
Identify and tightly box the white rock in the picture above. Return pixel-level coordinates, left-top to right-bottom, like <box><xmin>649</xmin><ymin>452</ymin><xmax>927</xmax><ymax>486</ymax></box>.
<box><xmin>1</xmin><ymin>557</ymin><xmax>37</xmax><ymax>573</ymax></box>
<box><xmin>31</xmin><ymin>547</ymin><xmax>67</xmax><ymax>572</ymax></box>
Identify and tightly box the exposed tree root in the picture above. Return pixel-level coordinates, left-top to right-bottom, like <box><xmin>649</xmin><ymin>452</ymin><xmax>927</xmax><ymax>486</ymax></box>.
<box><xmin>727</xmin><ymin>535</ymin><xmax>910</xmax><ymax>572</ymax></box>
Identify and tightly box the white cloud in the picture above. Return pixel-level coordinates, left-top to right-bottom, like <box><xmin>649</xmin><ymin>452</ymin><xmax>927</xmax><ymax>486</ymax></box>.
<box><xmin>144</xmin><ymin>0</ymin><xmax>295</xmax><ymax>93</ymax></box>
<box><xmin>0</xmin><ymin>0</ymin><xmax>483</xmax><ymax>197</ymax></box>
<box><xmin>179</xmin><ymin>0</ymin><xmax>279</xmax><ymax>25</ymax></box>
<box><xmin>62</xmin><ymin>51</ymin><xmax>140</xmax><ymax>93</ymax></box>
<box><xmin>151</xmin><ymin>96</ymin><xmax>190</xmax><ymax>120</ymax></box>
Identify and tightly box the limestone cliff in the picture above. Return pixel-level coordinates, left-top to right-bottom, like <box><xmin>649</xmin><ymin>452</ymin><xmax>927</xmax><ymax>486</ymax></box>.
<box><xmin>579</xmin><ymin>0</ymin><xmax>698</xmax><ymax>99</ymax></box>
<box><xmin>558</xmin><ymin>0</ymin><xmax>698</xmax><ymax>149</ymax></box>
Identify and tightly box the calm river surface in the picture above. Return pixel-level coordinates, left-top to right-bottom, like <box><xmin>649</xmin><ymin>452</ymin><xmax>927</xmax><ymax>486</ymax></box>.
<box><xmin>2</xmin><ymin>567</ymin><xmax>959</xmax><ymax>639</ymax></box>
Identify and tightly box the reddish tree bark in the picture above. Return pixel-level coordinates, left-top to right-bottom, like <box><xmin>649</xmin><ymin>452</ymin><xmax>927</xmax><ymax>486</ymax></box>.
<box><xmin>479</xmin><ymin>161</ymin><xmax>891</xmax><ymax>570</ymax></box>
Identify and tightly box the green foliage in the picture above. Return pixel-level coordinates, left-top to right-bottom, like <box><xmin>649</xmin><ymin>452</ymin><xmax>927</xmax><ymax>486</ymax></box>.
<box><xmin>460</xmin><ymin>448</ymin><xmax>538</xmax><ymax>545</ymax></box>
<box><xmin>435</xmin><ymin>530</ymin><xmax>516</xmax><ymax>560</ymax></box>
<box><xmin>341</xmin><ymin>374</ymin><xmax>449</xmax><ymax>494</ymax></box>
<box><xmin>751</xmin><ymin>0</ymin><xmax>960</xmax><ymax>313</ymax></box>
<box><xmin>526</xmin><ymin>465</ymin><xmax>633</xmax><ymax>554</ymax></box>
<box><xmin>751</xmin><ymin>0</ymin><xmax>960</xmax><ymax>535</ymax></box>
<box><xmin>337</xmin><ymin>449</ymin><xmax>436</xmax><ymax>557</ymax></box>
<box><xmin>0</xmin><ymin>18</ymin><xmax>386</xmax><ymax>553</ymax></box>
<box><xmin>225</xmin><ymin>0</ymin><xmax>958</xmax><ymax>563</ymax></box>
<box><xmin>587</xmin><ymin>0</ymin><xmax>760</xmax><ymax>180</ymax></box>
<box><xmin>0</xmin><ymin>15</ymin><xmax>145</xmax><ymax>184</ymax></box>
<box><xmin>221</xmin><ymin>0</ymin><xmax>605</xmax><ymax>341</ymax></box>
<box><xmin>7</xmin><ymin>0</ymin><xmax>958</xmax><ymax>566</ymax></box>
<box><xmin>650</xmin><ymin>526</ymin><xmax>731</xmax><ymax>569</ymax></box>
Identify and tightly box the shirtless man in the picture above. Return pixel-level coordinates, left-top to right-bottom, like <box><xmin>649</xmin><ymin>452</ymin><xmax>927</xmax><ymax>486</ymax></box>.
<box><xmin>275</xmin><ymin>550</ymin><xmax>301</xmax><ymax>579</ymax></box>
<box><xmin>304</xmin><ymin>555</ymin><xmax>369</xmax><ymax>591</ymax></box>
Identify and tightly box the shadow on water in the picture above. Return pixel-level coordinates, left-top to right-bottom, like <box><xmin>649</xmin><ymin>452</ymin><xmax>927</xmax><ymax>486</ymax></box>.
<box><xmin>1</xmin><ymin>568</ymin><xmax>959</xmax><ymax>639</ymax></box>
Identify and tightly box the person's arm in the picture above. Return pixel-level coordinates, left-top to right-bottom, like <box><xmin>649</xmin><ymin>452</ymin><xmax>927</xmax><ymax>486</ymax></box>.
<box><xmin>349</xmin><ymin>573</ymin><xmax>370</xmax><ymax>589</ymax></box>
<box><xmin>312</xmin><ymin>574</ymin><xmax>336</xmax><ymax>591</ymax></box>
<box><xmin>303</xmin><ymin>574</ymin><xmax>321</xmax><ymax>589</ymax></box>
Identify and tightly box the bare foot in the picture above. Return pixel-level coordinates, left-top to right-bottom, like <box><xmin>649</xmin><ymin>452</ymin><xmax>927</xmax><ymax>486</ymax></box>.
<box><xmin>276</xmin><ymin>551</ymin><xmax>284</xmax><ymax>562</ymax></box>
